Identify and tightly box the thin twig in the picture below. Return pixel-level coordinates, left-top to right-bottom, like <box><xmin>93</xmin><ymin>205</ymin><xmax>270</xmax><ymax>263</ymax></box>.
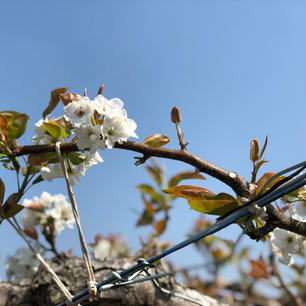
<box><xmin>270</xmin><ymin>254</ymin><xmax>303</xmax><ymax>306</ymax></box>
<box><xmin>55</xmin><ymin>142</ymin><xmax>97</xmax><ymax>298</ymax></box>
<box><xmin>8</xmin><ymin>217</ymin><xmax>75</xmax><ymax>304</ymax></box>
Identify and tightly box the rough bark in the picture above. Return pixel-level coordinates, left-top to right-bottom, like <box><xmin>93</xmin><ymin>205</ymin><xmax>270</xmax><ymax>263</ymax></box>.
<box><xmin>0</xmin><ymin>255</ymin><xmax>229</xmax><ymax>306</ymax></box>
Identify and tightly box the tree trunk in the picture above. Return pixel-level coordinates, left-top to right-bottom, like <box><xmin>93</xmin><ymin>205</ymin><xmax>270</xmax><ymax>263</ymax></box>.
<box><xmin>0</xmin><ymin>255</ymin><xmax>229</xmax><ymax>306</ymax></box>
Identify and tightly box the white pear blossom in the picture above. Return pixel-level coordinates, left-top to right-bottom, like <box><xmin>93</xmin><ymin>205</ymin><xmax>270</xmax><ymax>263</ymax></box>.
<box><xmin>31</xmin><ymin>119</ymin><xmax>47</xmax><ymax>144</ymax></box>
<box><xmin>6</xmin><ymin>246</ymin><xmax>43</xmax><ymax>281</ymax></box>
<box><xmin>270</xmin><ymin>228</ymin><xmax>304</xmax><ymax>266</ymax></box>
<box><xmin>74</xmin><ymin>125</ymin><xmax>106</xmax><ymax>154</ymax></box>
<box><xmin>40</xmin><ymin>152</ymin><xmax>103</xmax><ymax>185</ymax></box>
<box><xmin>33</xmin><ymin>93</ymin><xmax>137</xmax><ymax>183</ymax></box>
<box><xmin>40</xmin><ymin>163</ymin><xmax>64</xmax><ymax>182</ymax></box>
<box><xmin>295</xmin><ymin>201</ymin><xmax>306</xmax><ymax>217</ymax></box>
<box><xmin>21</xmin><ymin>192</ymin><xmax>75</xmax><ymax>236</ymax></box>
<box><xmin>21</xmin><ymin>192</ymin><xmax>55</xmax><ymax>229</ymax></box>
<box><xmin>43</xmin><ymin>194</ymin><xmax>74</xmax><ymax>235</ymax></box>
<box><xmin>20</xmin><ymin>208</ymin><xmax>40</xmax><ymax>230</ymax></box>
<box><xmin>102</xmin><ymin>115</ymin><xmax>138</xmax><ymax>149</ymax></box>
<box><xmin>91</xmin><ymin>234</ymin><xmax>130</xmax><ymax>260</ymax></box>
<box><xmin>64</xmin><ymin>97</ymin><xmax>94</xmax><ymax>128</ymax></box>
<box><xmin>92</xmin><ymin>239</ymin><xmax>112</xmax><ymax>260</ymax></box>
<box><xmin>93</xmin><ymin>95</ymin><xmax>124</xmax><ymax>117</ymax></box>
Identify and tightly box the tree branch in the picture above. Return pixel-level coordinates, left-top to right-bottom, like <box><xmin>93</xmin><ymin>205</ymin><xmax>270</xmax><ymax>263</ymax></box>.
<box><xmin>12</xmin><ymin>141</ymin><xmax>252</xmax><ymax>198</ymax></box>
<box><xmin>11</xmin><ymin>141</ymin><xmax>306</xmax><ymax>237</ymax></box>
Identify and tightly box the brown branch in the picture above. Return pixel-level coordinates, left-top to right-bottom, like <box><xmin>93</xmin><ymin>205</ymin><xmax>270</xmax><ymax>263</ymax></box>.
<box><xmin>11</xmin><ymin>141</ymin><xmax>306</xmax><ymax>237</ymax></box>
<box><xmin>245</xmin><ymin>204</ymin><xmax>306</xmax><ymax>239</ymax></box>
<box><xmin>12</xmin><ymin>141</ymin><xmax>252</xmax><ymax>198</ymax></box>
<box><xmin>270</xmin><ymin>254</ymin><xmax>304</xmax><ymax>306</ymax></box>
<box><xmin>264</xmin><ymin>205</ymin><xmax>306</xmax><ymax>237</ymax></box>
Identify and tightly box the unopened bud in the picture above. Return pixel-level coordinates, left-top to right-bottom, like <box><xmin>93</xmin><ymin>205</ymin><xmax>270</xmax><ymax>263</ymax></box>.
<box><xmin>171</xmin><ymin>106</ymin><xmax>182</xmax><ymax>124</ymax></box>
<box><xmin>84</xmin><ymin>88</ymin><xmax>88</xmax><ymax>97</ymax></box>
<box><xmin>59</xmin><ymin>93</ymin><xmax>82</xmax><ymax>106</ymax></box>
<box><xmin>97</xmin><ymin>84</ymin><xmax>105</xmax><ymax>95</ymax></box>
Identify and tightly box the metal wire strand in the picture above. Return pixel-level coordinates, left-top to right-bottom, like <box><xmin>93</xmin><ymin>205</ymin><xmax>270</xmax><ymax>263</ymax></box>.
<box><xmin>57</xmin><ymin>161</ymin><xmax>306</xmax><ymax>306</ymax></box>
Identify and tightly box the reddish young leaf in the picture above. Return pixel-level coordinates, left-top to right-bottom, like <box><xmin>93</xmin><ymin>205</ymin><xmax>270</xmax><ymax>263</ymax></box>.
<box><xmin>248</xmin><ymin>257</ymin><xmax>270</xmax><ymax>279</ymax></box>
<box><xmin>24</xmin><ymin>227</ymin><xmax>38</xmax><ymax>240</ymax></box>
<box><xmin>163</xmin><ymin>185</ymin><xmax>215</xmax><ymax>200</ymax></box>
<box><xmin>0</xmin><ymin>114</ymin><xmax>8</xmax><ymax>135</ymax></box>
<box><xmin>26</xmin><ymin>201</ymin><xmax>44</xmax><ymax>212</ymax></box>
<box><xmin>255</xmin><ymin>172</ymin><xmax>285</xmax><ymax>196</ymax></box>
<box><xmin>154</xmin><ymin>218</ymin><xmax>167</xmax><ymax>236</ymax></box>
<box><xmin>142</xmin><ymin>194</ymin><xmax>156</xmax><ymax>214</ymax></box>
<box><xmin>28</xmin><ymin>152</ymin><xmax>58</xmax><ymax>166</ymax></box>
<box><xmin>168</xmin><ymin>171</ymin><xmax>206</xmax><ymax>187</ymax></box>
<box><xmin>42</xmin><ymin>87</ymin><xmax>69</xmax><ymax>118</ymax></box>
<box><xmin>164</xmin><ymin>186</ymin><xmax>241</xmax><ymax>216</ymax></box>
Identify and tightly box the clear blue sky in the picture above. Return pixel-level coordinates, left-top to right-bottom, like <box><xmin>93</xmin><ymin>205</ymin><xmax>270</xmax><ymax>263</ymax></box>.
<box><xmin>0</xmin><ymin>0</ymin><xmax>305</xmax><ymax>282</ymax></box>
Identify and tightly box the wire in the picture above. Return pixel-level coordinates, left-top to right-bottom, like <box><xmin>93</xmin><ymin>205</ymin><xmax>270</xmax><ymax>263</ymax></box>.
<box><xmin>57</xmin><ymin>161</ymin><xmax>306</xmax><ymax>306</ymax></box>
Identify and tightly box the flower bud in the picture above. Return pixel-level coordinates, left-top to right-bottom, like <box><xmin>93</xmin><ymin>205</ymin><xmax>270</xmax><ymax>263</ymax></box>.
<box><xmin>171</xmin><ymin>106</ymin><xmax>182</xmax><ymax>124</ymax></box>
<box><xmin>97</xmin><ymin>84</ymin><xmax>105</xmax><ymax>95</ymax></box>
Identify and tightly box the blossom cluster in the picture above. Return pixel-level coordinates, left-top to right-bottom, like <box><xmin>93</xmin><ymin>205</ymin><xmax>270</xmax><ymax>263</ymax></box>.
<box><xmin>31</xmin><ymin>94</ymin><xmax>138</xmax><ymax>185</ymax></box>
<box><xmin>21</xmin><ymin>191</ymin><xmax>74</xmax><ymax>236</ymax></box>
<box><xmin>269</xmin><ymin>187</ymin><xmax>306</xmax><ymax>266</ymax></box>
<box><xmin>89</xmin><ymin>234</ymin><xmax>130</xmax><ymax>260</ymax></box>
<box><xmin>6</xmin><ymin>245</ymin><xmax>44</xmax><ymax>281</ymax></box>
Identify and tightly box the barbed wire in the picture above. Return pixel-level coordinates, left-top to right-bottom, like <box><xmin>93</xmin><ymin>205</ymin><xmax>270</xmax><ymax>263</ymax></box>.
<box><xmin>57</xmin><ymin>161</ymin><xmax>306</xmax><ymax>306</ymax></box>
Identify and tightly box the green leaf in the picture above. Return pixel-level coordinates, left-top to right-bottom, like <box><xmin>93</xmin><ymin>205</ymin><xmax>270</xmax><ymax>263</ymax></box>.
<box><xmin>134</xmin><ymin>156</ymin><xmax>148</xmax><ymax>166</ymax></box>
<box><xmin>146</xmin><ymin>166</ymin><xmax>162</xmax><ymax>186</ymax></box>
<box><xmin>136</xmin><ymin>184</ymin><xmax>162</xmax><ymax>203</ymax></box>
<box><xmin>43</xmin><ymin>121</ymin><xmax>62</xmax><ymax>138</ymax></box>
<box><xmin>43</xmin><ymin>120</ymin><xmax>71</xmax><ymax>139</ymax></box>
<box><xmin>136</xmin><ymin>210</ymin><xmax>154</xmax><ymax>226</ymax></box>
<box><xmin>42</xmin><ymin>87</ymin><xmax>69</xmax><ymax>119</ymax></box>
<box><xmin>28</xmin><ymin>152</ymin><xmax>58</xmax><ymax>166</ymax></box>
<box><xmin>187</xmin><ymin>193</ymin><xmax>241</xmax><ymax>216</ymax></box>
<box><xmin>0</xmin><ymin>111</ymin><xmax>29</xmax><ymax>139</ymax></box>
<box><xmin>144</xmin><ymin>134</ymin><xmax>170</xmax><ymax>148</ymax></box>
<box><xmin>67</xmin><ymin>152</ymin><xmax>86</xmax><ymax>165</ymax></box>
<box><xmin>3</xmin><ymin>203</ymin><xmax>24</xmax><ymax>218</ymax></box>
<box><xmin>0</xmin><ymin>178</ymin><xmax>4</xmax><ymax>206</ymax></box>
<box><xmin>54</xmin><ymin>117</ymin><xmax>72</xmax><ymax>138</ymax></box>
<box><xmin>164</xmin><ymin>185</ymin><xmax>241</xmax><ymax>216</ymax></box>
<box><xmin>32</xmin><ymin>175</ymin><xmax>44</xmax><ymax>185</ymax></box>
<box><xmin>168</xmin><ymin>171</ymin><xmax>206</xmax><ymax>187</ymax></box>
